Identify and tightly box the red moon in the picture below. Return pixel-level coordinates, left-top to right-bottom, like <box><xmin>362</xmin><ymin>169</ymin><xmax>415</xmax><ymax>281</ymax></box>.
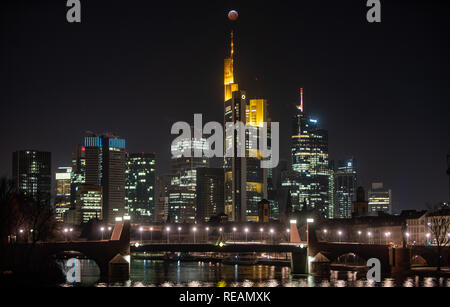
<box><xmin>228</xmin><ymin>10</ymin><xmax>238</xmax><ymax>21</ymax></box>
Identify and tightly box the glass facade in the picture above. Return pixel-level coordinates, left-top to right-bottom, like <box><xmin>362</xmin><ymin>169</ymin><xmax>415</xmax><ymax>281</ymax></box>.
<box><xmin>169</xmin><ymin>134</ymin><xmax>209</xmax><ymax>223</ymax></box>
<box><xmin>75</xmin><ymin>185</ymin><xmax>103</xmax><ymax>224</ymax></box>
<box><xmin>222</xmin><ymin>32</ymin><xmax>269</xmax><ymax>222</ymax></box>
<box><xmin>125</xmin><ymin>153</ymin><xmax>156</xmax><ymax>221</ymax></box>
<box><xmin>196</xmin><ymin>168</ymin><xmax>225</xmax><ymax>222</ymax></box>
<box><xmin>70</xmin><ymin>135</ymin><xmax>126</xmax><ymax>224</ymax></box>
<box><xmin>55</xmin><ymin>166</ymin><xmax>72</xmax><ymax>222</ymax></box>
<box><xmin>368</xmin><ymin>182</ymin><xmax>392</xmax><ymax>214</ymax></box>
<box><xmin>12</xmin><ymin>150</ymin><xmax>51</xmax><ymax>204</ymax></box>
<box><xmin>291</xmin><ymin>89</ymin><xmax>333</xmax><ymax>218</ymax></box>
<box><xmin>334</xmin><ymin>158</ymin><xmax>357</xmax><ymax>219</ymax></box>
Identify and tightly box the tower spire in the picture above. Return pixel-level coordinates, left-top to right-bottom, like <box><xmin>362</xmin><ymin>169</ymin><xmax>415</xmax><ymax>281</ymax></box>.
<box><xmin>298</xmin><ymin>88</ymin><xmax>304</xmax><ymax>112</ymax></box>
<box><xmin>230</xmin><ymin>30</ymin><xmax>234</xmax><ymax>59</ymax></box>
<box><xmin>224</xmin><ymin>30</ymin><xmax>238</xmax><ymax>101</ymax></box>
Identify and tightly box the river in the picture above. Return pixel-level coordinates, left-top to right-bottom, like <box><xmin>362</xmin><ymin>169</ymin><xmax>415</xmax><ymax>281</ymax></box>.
<box><xmin>57</xmin><ymin>258</ymin><xmax>450</xmax><ymax>287</ymax></box>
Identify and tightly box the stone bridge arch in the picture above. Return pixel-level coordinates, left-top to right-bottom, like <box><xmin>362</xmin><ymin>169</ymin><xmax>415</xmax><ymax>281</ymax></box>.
<box><xmin>309</xmin><ymin>242</ymin><xmax>391</xmax><ymax>272</ymax></box>
<box><xmin>409</xmin><ymin>246</ymin><xmax>450</xmax><ymax>267</ymax></box>
<box><xmin>4</xmin><ymin>222</ymin><xmax>130</xmax><ymax>281</ymax></box>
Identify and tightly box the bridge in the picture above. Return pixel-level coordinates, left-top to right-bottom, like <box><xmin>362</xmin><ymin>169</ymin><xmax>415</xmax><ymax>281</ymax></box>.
<box><xmin>4</xmin><ymin>221</ymin><xmax>448</xmax><ymax>281</ymax></box>
<box><xmin>309</xmin><ymin>242</ymin><xmax>392</xmax><ymax>272</ymax></box>
<box><xmin>130</xmin><ymin>222</ymin><xmax>450</xmax><ymax>274</ymax></box>
<box><xmin>2</xmin><ymin>222</ymin><xmax>130</xmax><ymax>281</ymax></box>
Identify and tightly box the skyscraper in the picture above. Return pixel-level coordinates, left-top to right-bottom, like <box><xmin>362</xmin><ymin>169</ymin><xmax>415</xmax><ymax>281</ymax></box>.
<box><xmin>12</xmin><ymin>150</ymin><xmax>51</xmax><ymax>203</ymax></box>
<box><xmin>71</xmin><ymin>144</ymin><xmax>86</xmax><ymax>206</ymax></box>
<box><xmin>334</xmin><ymin>158</ymin><xmax>357</xmax><ymax>219</ymax></box>
<box><xmin>196</xmin><ymin>168</ymin><xmax>225</xmax><ymax>222</ymax></box>
<box><xmin>125</xmin><ymin>153</ymin><xmax>156</xmax><ymax>221</ymax></box>
<box><xmin>223</xmin><ymin>31</ymin><xmax>268</xmax><ymax>222</ymax></box>
<box><xmin>155</xmin><ymin>175</ymin><xmax>170</xmax><ymax>223</ymax></box>
<box><xmin>55</xmin><ymin>166</ymin><xmax>72</xmax><ymax>222</ymax></box>
<box><xmin>168</xmin><ymin>129</ymin><xmax>209</xmax><ymax>223</ymax></box>
<box><xmin>291</xmin><ymin>89</ymin><xmax>332</xmax><ymax>218</ymax></box>
<box><xmin>74</xmin><ymin>185</ymin><xmax>103</xmax><ymax>224</ymax></box>
<box><xmin>71</xmin><ymin>134</ymin><xmax>126</xmax><ymax>223</ymax></box>
<box><xmin>368</xmin><ymin>182</ymin><xmax>392</xmax><ymax>214</ymax></box>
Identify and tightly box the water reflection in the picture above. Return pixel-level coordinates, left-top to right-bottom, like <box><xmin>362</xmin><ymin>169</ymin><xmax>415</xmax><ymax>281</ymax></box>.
<box><xmin>56</xmin><ymin>259</ymin><xmax>100</xmax><ymax>286</ymax></box>
<box><xmin>59</xmin><ymin>258</ymin><xmax>449</xmax><ymax>287</ymax></box>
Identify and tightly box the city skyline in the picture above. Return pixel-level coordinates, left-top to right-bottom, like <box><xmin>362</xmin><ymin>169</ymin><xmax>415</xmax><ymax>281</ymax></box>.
<box><xmin>1</xmin><ymin>0</ymin><xmax>449</xmax><ymax>212</ymax></box>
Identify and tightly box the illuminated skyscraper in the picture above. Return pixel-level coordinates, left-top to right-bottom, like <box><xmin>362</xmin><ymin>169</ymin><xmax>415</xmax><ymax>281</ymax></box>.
<box><xmin>168</xmin><ymin>129</ymin><xmax>209</xmax><ymax>223</ymax></box>
<box><xmin>74</xmin><ymin>185</ymin><xmax>103</xmax><ymax>224</ymax></box>
<box><xmin>223</xmin><ymin>31</ymin><xmax>268</xmax><ymax>222</ymax></box>
<box><xmin>55</xmin><ymin>166</ymin><xmax>72</xmax><ymax>222</ymax></box>
<box><xmin>196</xmin><ymin>168</ymin><xmax>225</xmax><ymax>222</ymax></box>
<box><xmin>224</xmin><ymin>31</ymin><xmax>239</xmax><ymax>102</ymax></box>
<box><xmin>71</xmin><ymin>134</ymin><xmax>126</xmax><ymax>223</ymax></box>
<box><xmin>12</xmin><ymin>150</ymin><xmax>51</xmax><ymax>204</ymax></box>
<box><xmin>125</xmin><ymin>153</ymin><xmax>156</xmax><ymax>221</ymax></box>
<box><xmin>334</xmin><ymin>158</ymin><xmax>357</xmax><ymax>219</ymax></box>
<box><xmin>155</xmin><ymin>175</ymin><xmax>170</xmax><ymax>223</ymax></box>
<box><xmin>368</xmin><ymin>182</ymin><xmax>392</xmax><ymax>214</ymax></box>
<box><xmin>71</xmin><ymin>144</ymin><xmax>86</xmax><ymax>206</ymax></box>
<box><xmin>291</xmin><ymin>89</ymin><xmax>332</xmax><ymax>218</ymax></box>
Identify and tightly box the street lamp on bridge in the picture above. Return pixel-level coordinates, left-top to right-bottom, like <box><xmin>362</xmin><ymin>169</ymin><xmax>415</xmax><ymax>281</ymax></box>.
<box><xmin>244</xmin><ymin>228</ymin><xmax>249</xmax><ymax>242</ymax></box>
<box><xmin>260</xmin><ymin>228</ymin><xmax>264</xmax><ymax>242</ymax></box>
<box><xmin>322</xmin><ymin>229</ymin><xmax>328</xmax><ymax>241</ymax></box>
<box><xmin>193</xmin><ymin>227</ymin><xmax>197</xmax><ymax>243</ymax></box>
<box><xmin>166</xmin><ymin>227</ymin><xmax>171</xmax><ymax>243</ymax></box>
<box><xmin>306</xmin><ymin>218</ymin><xmax>314</xmax><ymax>245</ymax></box>
<box><xmin>178</xmin><ymin>227</ymin><xmax>182</xmax><ymax>242</ymax></box>
<box><xmin>100</xmin><ymin>227</ymin><xmax>105</xmax><ymax>240</ymax></box>
<box><xmin>384</xmin><ymin>232</ymin><xmax>391</xmax><ymax>245</ymax></box>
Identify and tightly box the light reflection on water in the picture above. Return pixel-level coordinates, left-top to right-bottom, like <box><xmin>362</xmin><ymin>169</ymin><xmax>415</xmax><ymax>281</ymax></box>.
<box><xmin>60</xmin><ymin>259</ymin><xmax>450</xmax><ymax>287</ymax></box>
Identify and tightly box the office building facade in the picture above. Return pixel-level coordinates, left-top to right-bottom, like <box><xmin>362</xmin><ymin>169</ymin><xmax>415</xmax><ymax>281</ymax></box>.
<box><xmin>71</xmin><ymin>134</ymin><xmax>126</xmax><ymax>223</ymax></box>
<box><xmin>334</xmin><ymin>158</ymin><xmax>357</xmax><ymax>219</ymax></box>
<box><xmin>12</xmin><ymin>150</ymin><xmax>51</xmax><ymax>203</ymax></box>
<box><xmin>125</xmin><ymin>153</ymin><xmax>156</xmax><ymax>221</ymax></box>
<box><xmin>291</xmin><ymin>89</ymin><xmax>332</xmax><ymax>218</ymax></box>
<box><xmin>55</xmin><ymin>166</ymin><xmax>72</xmax><ymax>222</ymax></box>
<box><xmin>223</xmin><ymin>31</ymin><xmax>268</xmax><ymax>222</ymax></box>
<box><xmin>368</xmin><ymin>182</ymin><xmax>392</xmax><ymax>214</ymax></box>
<box><xmin>74</xmin><ymin>185</ymin><xmax>103</xmax><ymax>224</ymax></box>
<box><xmin>168</xmin><ymin>131</ymin><xmax>209</xmax><ymax>223</ymax></box>
<box><xmin>196</xmin><ymin>168</ymin><xmax>225</xmax><ymax>222</ymax></box>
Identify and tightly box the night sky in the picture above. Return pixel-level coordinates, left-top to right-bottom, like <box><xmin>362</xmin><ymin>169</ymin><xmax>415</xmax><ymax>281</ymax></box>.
<box><xmin>1</xmin><ymin>0</ymin><xmax>449</xmax><ymax>212</ymax></box>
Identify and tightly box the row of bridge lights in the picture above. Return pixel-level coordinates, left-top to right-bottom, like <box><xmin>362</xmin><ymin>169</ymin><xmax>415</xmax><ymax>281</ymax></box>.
<box><xmin>137</xmin><ymin>226</ymin><xmax>284</xmax><ymax>243</ymax></box>
<box><xmin>321</xmin><ymin>229</ymin><xmax>393</xmax><ymax>243</ymax></box>
<box><xmin>322</xmin><ymin>229</ymin><xmax>450</xmax><ymax>244</ymax></box>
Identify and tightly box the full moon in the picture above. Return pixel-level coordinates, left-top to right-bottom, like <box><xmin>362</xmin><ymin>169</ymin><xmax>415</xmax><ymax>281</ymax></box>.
<box><xmin>228</xmin><ymin>10</ymin><xmax>238</xmax><ymax>21</ymax></box>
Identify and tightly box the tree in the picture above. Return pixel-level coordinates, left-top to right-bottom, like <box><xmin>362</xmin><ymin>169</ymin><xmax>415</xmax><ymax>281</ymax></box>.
<box><xmin>427</xmin><ymin>211</ymin><xmax>450</xmax><ymax>272</ymax></box>
<box><xmin>0</xmin><ymin>178</ymin><xmax>23</xmax><ymax>245</ymax></box>
<box><xmin>0</xmin><ymin>177</ymin><xmax>58</xmax><ymax>274</ymax></box>
<box><xmin>0</xmin><ymin>177</ymin><xmax>56</xmax><ymax>245</ymax></box>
